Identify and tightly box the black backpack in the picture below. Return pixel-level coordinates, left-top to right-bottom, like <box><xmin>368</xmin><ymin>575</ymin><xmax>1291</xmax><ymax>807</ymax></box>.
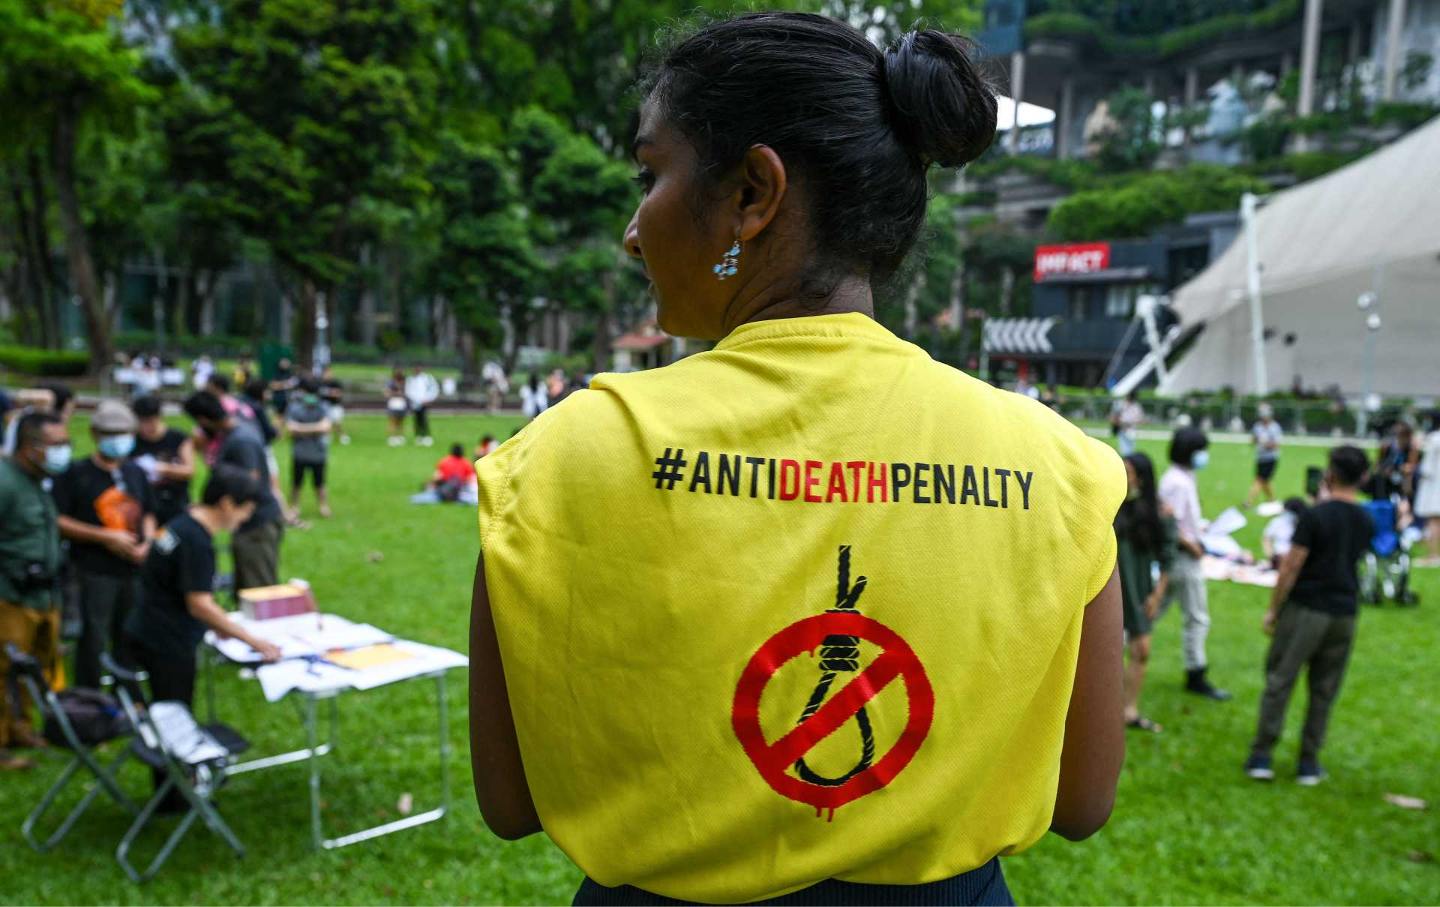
<box><xmin>42</xmin><ymin>687</ymin><xmax>131</xmax><ymax>747</ymax></box>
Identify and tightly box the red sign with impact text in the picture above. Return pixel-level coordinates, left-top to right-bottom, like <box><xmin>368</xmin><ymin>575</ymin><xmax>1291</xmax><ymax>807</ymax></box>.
<box><xmin>1034</xmin><ymin>242</ymin><xmax>1111</xmax><ymax>282</ymax></box>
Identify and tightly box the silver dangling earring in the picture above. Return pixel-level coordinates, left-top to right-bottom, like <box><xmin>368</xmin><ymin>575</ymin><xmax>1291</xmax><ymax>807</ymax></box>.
<box><xmin>712</xmin><ymin>233</ymin><xmax>741</xmax><ymax>280</ymax></box>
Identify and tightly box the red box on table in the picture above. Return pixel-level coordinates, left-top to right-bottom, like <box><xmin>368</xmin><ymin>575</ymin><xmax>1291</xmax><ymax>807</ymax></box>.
<box><xmin>238</xmin><ymin>582</ymin><xmax>316</xmax><ymax>621</ymax></box>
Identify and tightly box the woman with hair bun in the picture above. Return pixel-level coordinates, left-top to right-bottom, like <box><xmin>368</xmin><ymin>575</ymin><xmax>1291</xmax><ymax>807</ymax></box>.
<box><xmin>469</xmin><ymin>12</ymin><xmax>1126</xmax><ymax>904</ymax></box>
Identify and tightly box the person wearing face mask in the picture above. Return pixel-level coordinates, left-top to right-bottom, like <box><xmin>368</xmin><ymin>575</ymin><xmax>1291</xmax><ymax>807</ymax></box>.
<box><xmin>1157</xmin><ymin>427</ymin><xmax>1230</xmax><ymax>701</ymax></box>
<box><xmin>182</xmin><ymin>391</ymin><xmax>285</xmax><ymax>590</ymax></box>
<box><xmin>0</xmin><ymin>412</ymin><xmax>70</xmax><ymax>768</ymax></box>
<box><xmin>53</xmin><ymin>400</ymin><xmax>157</xmax><ymax>690</ymax></box>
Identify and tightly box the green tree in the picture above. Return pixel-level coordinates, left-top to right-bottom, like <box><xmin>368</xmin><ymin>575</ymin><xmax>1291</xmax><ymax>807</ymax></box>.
<box><xmin>0</xmin><ymin>0</ymin><xmax>156</xmax><ymax>367</ymax></box>
<box><xmin>162</xmin><ymin>0</ymin><xmax>438</xmax><ymax>366</ymax></box>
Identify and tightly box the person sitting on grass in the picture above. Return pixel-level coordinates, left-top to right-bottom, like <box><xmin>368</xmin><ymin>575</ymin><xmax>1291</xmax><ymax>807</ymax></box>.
<box><xmin>1261</xmin><ymin>497</ymin><xmax>1308</xmax><ymax>569</ymax></box>
<box><xmin>410</xmin><ymin>445</ymin><xmax>478</xmax><ymax>505</ymax></box>
<box><xmin>1246</xmin><ymin>445</ymin><xmax>1374</xmax><ymax>786</ymax></box>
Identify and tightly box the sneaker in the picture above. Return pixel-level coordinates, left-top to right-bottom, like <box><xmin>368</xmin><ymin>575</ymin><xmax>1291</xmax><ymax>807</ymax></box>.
<box><xmin>1296</xmin><ymin>758</ymin><xmax>1326</xmax><ymax>786</ymax></box>
<box><xmin>1244</xmin><ymin>754</ymin><xmax>1274</xmax><ymax>781</ymax></box>
<box><xmin>1184</xmin><ymin>669</ymin><xmax>1233</xmax><ymax>701</ymax></box>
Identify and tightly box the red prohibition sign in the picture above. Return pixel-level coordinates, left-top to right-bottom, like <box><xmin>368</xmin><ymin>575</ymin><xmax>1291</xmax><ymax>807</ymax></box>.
<box><xmin>732</xmin><ymin>611</ymin><xmax>934</xmax><ymax>812</ymax></box>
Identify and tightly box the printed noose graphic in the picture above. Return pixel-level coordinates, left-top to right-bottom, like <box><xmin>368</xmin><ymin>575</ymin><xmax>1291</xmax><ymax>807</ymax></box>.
<box><xmin>793</xmin><ymin>545</ymin><xmax>877</xmax><ymax>787</ymax></box>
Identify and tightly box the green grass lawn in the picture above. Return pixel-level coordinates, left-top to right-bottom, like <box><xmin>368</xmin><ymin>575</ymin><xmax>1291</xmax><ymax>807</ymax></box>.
<box><xmin>3</xmin><ymin>414</ymin><xmax>1436</xmax><ymax>904</ymax></box>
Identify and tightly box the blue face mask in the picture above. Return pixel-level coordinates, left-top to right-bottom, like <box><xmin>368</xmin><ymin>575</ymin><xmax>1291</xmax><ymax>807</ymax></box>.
<box><xmin>97</xmin><ymin>434</ymin><xmax>135</xmax><ymax>460</ymax></box>
<box><xmin>1191</xmin><ymin>450</ymin><xmax>1210</xmax><ymax>471</ymax></box>
<box><xmin>43</xmin><ymin>444</ymin><xmax>72</xmax><ymax>475</ymax></box>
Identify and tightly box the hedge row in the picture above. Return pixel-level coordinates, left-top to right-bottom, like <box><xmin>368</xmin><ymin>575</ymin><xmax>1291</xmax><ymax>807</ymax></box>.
<box><xmin>0</xmin><ymin>346</ymin><xmax>90</xmax><ymax>377</ymax></box>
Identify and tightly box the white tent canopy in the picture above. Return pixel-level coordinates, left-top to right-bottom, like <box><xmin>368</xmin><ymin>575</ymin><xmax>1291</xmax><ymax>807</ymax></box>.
<box><xmin>1160</xmin><ymin>116</ymin><xmax>1440</xmax><ymax>398</ymax></box>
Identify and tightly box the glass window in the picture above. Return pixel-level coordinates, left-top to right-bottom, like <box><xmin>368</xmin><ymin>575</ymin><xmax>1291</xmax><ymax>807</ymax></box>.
<box><xmin>1105</xmin><ymin>284</ymin><xmax>1135</xmax><ymax>318</ymax></box>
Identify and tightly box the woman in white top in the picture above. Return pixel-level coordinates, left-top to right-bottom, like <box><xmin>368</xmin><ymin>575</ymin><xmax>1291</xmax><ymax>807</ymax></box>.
<box><xmin>1415</xmin><ymin>411</ymin><xmax>1440</xmax><ymax>565</ymax></box>
<box><xmin>519</xmin><ymin>373</ymin><xmax>548</xmax><ymax>420</ymax></box>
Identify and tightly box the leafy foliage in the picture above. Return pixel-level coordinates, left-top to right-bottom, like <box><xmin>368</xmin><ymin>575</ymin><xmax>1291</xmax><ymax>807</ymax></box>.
<box><xmin>1047</xmin><ymin>165</ymin><xmax>1267</xmax><ymax>241</ymax></box>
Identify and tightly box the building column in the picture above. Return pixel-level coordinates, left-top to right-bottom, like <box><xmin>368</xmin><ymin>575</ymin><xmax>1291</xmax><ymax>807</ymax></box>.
<box><xmin>1383</xmin><ymin>0</ymin><xmax>1409</xmax><ymax>100</ymax></box>
<box><xmin>1056</xmin><ymin>77</ymin><xmax>1075</xmax><ymax>159</ymax></box>
<box><xmin>1298</xmin><ymin>0</ymin><xmax>1324</xmax><ymax>117</ymax></box>
<box><xmin>1007</xmin><ymin>50</ymin><xmax>1027</xmax><ymax>155</ymax></box>
<box><xmin>1296</xmin><ymin>0</ymin><xmax>1324</xmax><ymax>152</ymax></box>
<box><xmin>1281</xmin><ymin>52</ymin><xmax>1295</xmax><ymax>76</ymax></box>
<box><xmin>1184</xmin><ymin>67</ymin><xmax>1200</xmax><ymax>149</ymax></box>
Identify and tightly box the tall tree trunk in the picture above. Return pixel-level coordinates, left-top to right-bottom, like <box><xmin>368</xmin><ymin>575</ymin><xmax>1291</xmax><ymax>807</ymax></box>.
<box><xmin>358</xmin><ymin>243</ymin><xmax>377</xmax><ymax>348</ymax></box>
<box><xmin>152</xmin><ymin>246</ymin><xmax>168</xmax><ymax>349</ymax></box>
<box><xmin>52</xmin><ymin>103</ymin><xmax>111</xmax><ymax>371</ymax></box>
<box><xmin>26</xmin><ymin>152</ymin><xmax>62</xmax><ymax>349</ymax></box>
<box><xmin>11</xmin><ymin>163</ymin><xmax>54</xmax><ymax>347</ymax></box>
<box><xmin>294</xmin><ymin>279</ymin><xmax>319</xmax><ymax>369</ymax></box>
<box><xmin>457</xmin><ymin>328</ymin><xmax>478</xmax><ymax>387</ymax></box>
<box><xmin>197</xmin><ymin>270</ymin><xmax>218</xmax><ymax>336</ymax></box>
<box><xmin>174</xmin><ymin>269</ymin><xmax>192</xmax><ymax>337</ymax></box>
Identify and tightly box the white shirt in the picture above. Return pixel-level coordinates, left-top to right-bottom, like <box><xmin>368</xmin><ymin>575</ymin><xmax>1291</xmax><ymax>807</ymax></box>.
<box><xmin>404</xmin><ymin>372</ymin><xmax>440</xmax><ymax>408</ymax></box>
<box><xmin>1118</xmin><ymin>401</ymin><xmax>1143</xmax><ymax>431</ymax></box>
<box><xmin>1262</xmin><ymin>511</ymin><xmax>1298</xmax><ymax>558</ymax></box>
<box><xmin>1253</xmin><ymin>419</ymin><xmax>1282</xmax><ymax>461</ymax></box>
<box><xmin>520</xmin><ymin>383</ymin><xmax>549</xmax><ymax>418</ymax></box>
<box><xmin>1159</xmin><ymin>464</ymin><xmax>1203</xmax><ymax>548</ymax></box>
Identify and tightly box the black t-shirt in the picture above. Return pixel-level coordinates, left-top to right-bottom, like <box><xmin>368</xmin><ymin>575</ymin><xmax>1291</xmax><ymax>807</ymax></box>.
<box><xmin>133</xmin><ymin>428</ymin><xmax>191</xmax><ymax>526</ymax></box>
<box><xmin>124</xmin><ymin>513</ymin><xmax>215</xmax><ymax>658</ymax></box>
<box><xmin>1290</xmin><ymin>500</ymin><xmax>1375</xmax><ymax>616</ymax></box>
<box><xmin>53</xmin><ymin>458</ymin><xmax>155</xmax><ymax>576</ymax></box>
<box><xmin>216</xmin><ymin>421</ymin><xmax>281</xmax><ymax>530</ymax></box>
<box><xmin>322</xmin><ymin>379</ymin><xmax>343</xmax><ymax>405</ymax></box>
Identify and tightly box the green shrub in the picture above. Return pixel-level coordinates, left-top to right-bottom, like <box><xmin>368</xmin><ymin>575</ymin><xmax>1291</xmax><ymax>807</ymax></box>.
<box><xmin>1047</xmin><ymin>165</ymin><xmax>1267</xmax><ymax>241</ymax></box>
<box><xmin>0</xmin><ymin>345</ymin><xmax>91</xmax><ymax>377</ymax></box>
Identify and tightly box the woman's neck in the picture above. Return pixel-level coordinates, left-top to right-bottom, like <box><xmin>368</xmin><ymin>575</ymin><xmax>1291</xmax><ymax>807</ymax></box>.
<box><xmin>727</xmin><ymin>273</ymin><xmax>874</xmax><ymax>333</ymax></box>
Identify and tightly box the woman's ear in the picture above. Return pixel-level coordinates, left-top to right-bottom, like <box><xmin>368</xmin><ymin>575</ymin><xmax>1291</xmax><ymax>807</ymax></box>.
<box><xmin>736</xmin><ymin>145</ymin><xmax>787</xmax><ymax>242</ymax></box>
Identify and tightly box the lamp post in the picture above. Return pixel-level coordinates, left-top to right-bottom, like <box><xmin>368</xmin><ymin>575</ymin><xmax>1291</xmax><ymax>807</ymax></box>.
<box><xmin>314</xmin><ymin>305</ymin><xmax>331</xmax><ymax>372</ymax></box>
<box><xmin>1357</xmin><ymin>292</ymin><xmax>1380</xmax><ymax>437</ymax></box>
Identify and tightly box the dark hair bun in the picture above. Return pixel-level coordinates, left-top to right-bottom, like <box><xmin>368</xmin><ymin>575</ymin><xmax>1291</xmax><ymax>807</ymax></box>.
<box><xmin>882</xmin><ymin>31</ymin><xmax>998</xmax><ymax>168</ymax></box>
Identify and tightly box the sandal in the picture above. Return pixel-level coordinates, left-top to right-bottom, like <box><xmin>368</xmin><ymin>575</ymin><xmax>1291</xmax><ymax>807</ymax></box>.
<box><xmin>1126</xmin><ymin>716</ymin><xmax>1163</xmax><ymax>733</ymax></box>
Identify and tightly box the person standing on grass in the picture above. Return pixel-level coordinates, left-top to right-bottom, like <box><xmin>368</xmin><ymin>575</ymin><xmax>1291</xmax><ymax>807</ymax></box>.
<box><xmin>1246</xmin><ymin>403</ymin><xmax>1283</xmax><ymax>508</ymax></box>
<box><xmin>1115</xmin><ymin>452</ymin><xmax>1175</xmax><ymax>734</ymax></box>
<box><xmin>1246</xmin><ymin>445</ymin><xmax>1374</xmax><ymax>785</ymax></box>
<box><xmin>386</xmin><ymin>368</ymin><xmax>408</xmax><ymax>446</ymax></box>
<box><xmin>520</xmin><ymin>373</ymin><xmax>548</xmax><ymax>420</ymax></box>
<box><xmin>470</xmin><ymin>14</ymin><xmax>1126</xmax><ymax>904</ymax></box>
<box><xmin>286</xmin><ymin>378</ymin><xmax>333</xmax><ymax>519</ymax></box>
<box><xmin>482</xmin><ymin>360</ymin><xmax>509</xmax><ymax>415</ymax></box>
<box><xmin>269</xmin><ymin>357</ymin><xmax>295</xmax><ymax>418</ymax></box>
<box><xmin>54</xmin><ymin>401</ymin><xmax>157</xmax><ymax>689</ymax></box>
<box><xmin>475</xmin><ymin>434</ymin><xmax>498</xmax><ymax>460</ymax></box>
<box><xmin>1414</xmin><ymin>412</ymin><xmax>1440</xmax><ymax>567</ymax></box>
<box><xmin>405</xmin><ymin>366</ymin><xmax>439</xmax><ymax>447</ymax></box>
<box><xmin>0</xmin><ymin>412</ymin><xmax>69</xmax><ymax>770</ymax></box>
<box><xmin>1112</xmin><ymin>390</ymin><xmax>1143</xmax><ymax>457</ymax></box>
<box><xmin>321</xmin><ymin>365</ymin><xmax>349</xmax><ymax>445</ymax></box>
<box><xmin>1157</xmin><ymin>427</ymin><xmax>1231</xmax><ymax>701</ymax></box>
<box><xmin>130</xmin><ymin>396</ymin><xmax>196</xmax><ymax>528</ymax></box>
<box><xmin>183</xmin><ymin>392</ymin><xmax>285</xmax><ymax>590</ymax></box>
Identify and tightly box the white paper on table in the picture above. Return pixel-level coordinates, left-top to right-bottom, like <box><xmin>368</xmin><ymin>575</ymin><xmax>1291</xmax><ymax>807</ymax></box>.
<box><xmin>255</xmin><ymin>659</ymin><xmax>353</xmax><ymax>702</ymax></box>
<box><xmin>346</xmin><ymin>641</ymin><xmax>468</xmax><ymax>691</ymax></box>
<box><xmin>206</xmin><ymin>613</ymin><xmax>393</xmax><ymax>663</ymax></box>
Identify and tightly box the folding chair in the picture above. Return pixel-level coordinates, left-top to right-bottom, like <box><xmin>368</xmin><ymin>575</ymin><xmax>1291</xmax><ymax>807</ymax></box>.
<box><xmin>6</xmin><ymin>643</ymin><xmax>137</xmax><ymax>852</ymax></box>
<box><xmin>99</xmin><ymin>652</ymin><xmax>251</xmax><ymax>883</ymax></box>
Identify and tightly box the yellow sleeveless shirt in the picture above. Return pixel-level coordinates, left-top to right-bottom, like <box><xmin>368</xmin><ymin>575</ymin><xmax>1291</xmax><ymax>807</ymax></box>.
<box><xmin>476</xmin><ymin>312</ymin><xmax>1125</xmax><ymax>903</ymax></box>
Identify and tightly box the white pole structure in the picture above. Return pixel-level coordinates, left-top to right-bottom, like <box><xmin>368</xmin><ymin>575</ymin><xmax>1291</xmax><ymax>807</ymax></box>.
<box><xmin>1383</xmin><ymin>0</ymin><xmax>1409</xmax><ymax>101</ymax></box>
<box><xmin>1296</xmin><ymin>0</ymin><xmax>1324</xmax><ymax>151</ymax></box>
<box><xmin>1356</xmin><ymin>273</ymin><xmax>1383</xmax><ymax>435</ymax></box>
<box><xmin>1241</xmin><ymin>192</ymin><xmax>1269</xmax><ymax>396</ymax></box>
<box><xmin>1007</xmin><ymin>51</ymin><xmax>1027</xmax><ymax>155</ymax></box>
